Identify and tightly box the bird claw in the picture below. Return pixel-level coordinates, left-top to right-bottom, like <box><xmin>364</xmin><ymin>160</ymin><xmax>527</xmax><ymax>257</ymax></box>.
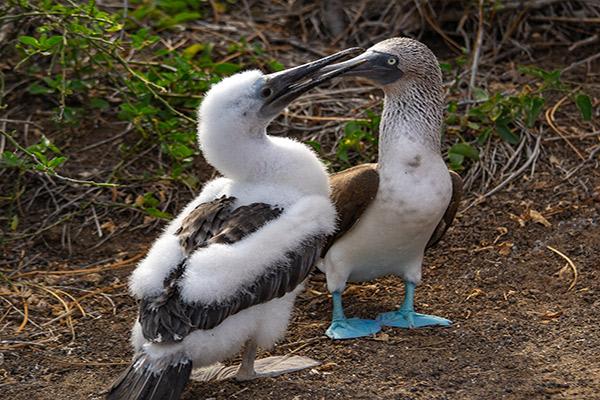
<box><xmin>376</xmin><ymin>310</ymin><xmax>451</xmax><ymax>328</ymax></box>
<box><xmin>326</xmin><ymin>317</ymin><xmax>381</xmax><ymax>340</ymax></box>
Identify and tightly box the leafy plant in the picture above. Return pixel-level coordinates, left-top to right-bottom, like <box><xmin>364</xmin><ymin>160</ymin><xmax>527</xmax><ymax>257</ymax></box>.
<box><xmin>0</xmin><ymin>0</ymin><xmax>275</xmax><ymax>195</ymax></box>
<box><xmin>335</xmin><ymin>112</ymin><xmax>380</xmax><ymax>167</ymax></box>
<box><xmin>440</xmin><ymin>62</ymin><xmax>591</xmax><ymax>171</ymax></box>
<box><xmin>135</xmin><ymin>192</ymin><xmax>172</xmax><ymax>219</ymax></box>
<box><xmin>1</xmin><ymin>132</ymin><xmax>66</xmax><ymax>175</ymax></box>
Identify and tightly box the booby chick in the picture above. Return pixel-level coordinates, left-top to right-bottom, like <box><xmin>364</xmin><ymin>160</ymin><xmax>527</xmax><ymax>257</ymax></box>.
<box><xmin>106</xmin><ymin>48</ymin><xmax>366</xmax><ymax>399</ymax></box>
<box><xmin>319</xmin><ymin>38</ymin><xmax>463</xmax><ymax>339</ymax></box>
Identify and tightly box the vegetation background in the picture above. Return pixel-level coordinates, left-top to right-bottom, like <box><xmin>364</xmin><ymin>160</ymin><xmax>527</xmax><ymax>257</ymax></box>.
<box><xmin>1</xmin><ymin>1</ymin><xmax>599</xmax><ymax>399</ymax></box>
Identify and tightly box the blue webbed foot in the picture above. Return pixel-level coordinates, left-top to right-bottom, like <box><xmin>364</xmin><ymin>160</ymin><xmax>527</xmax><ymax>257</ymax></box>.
<box><xmin>377</xmin><ymin>309</ymin><xmax>451</xmax><ymax>328</ymax></box>
<box><xmin>325</xmin><ymin>291</ymin><xmax>381</xmax><ymax>339</ymax></box>
<box><xmin>326</xmin><ymin>317</ymin><xmax>381</xmax><ymax>340</ymax></box>
<box><xmin>376</xmin><ymin>281</ymin><xmax>452</xmax><ymax>328</ymax></box>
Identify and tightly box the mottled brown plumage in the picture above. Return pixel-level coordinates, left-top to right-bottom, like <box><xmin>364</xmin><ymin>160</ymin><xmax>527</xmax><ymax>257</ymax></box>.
<box><xmin>325</xmin><ymin>164</ymin><xmax>462</xmax><ymax>254</ymax></box>
<box><xmin>175</xmin><ymin>196</ymin><xmax>237</xmax><ymax>255</ymax></box>
<box><xmin>322</xmin><ymin>163</ymin><xmax>379</xmax><ymax>255</ymax></box>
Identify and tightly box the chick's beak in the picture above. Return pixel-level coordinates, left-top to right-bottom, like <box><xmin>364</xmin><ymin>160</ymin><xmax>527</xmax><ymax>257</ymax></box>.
<box><xmin>259</xmin><ymin>47</ymin><xmax>367</xmax><ymax>117</ymax></box>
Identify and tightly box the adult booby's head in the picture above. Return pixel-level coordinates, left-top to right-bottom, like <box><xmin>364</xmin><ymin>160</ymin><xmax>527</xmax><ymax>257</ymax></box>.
<box><xmin>322</xmin><ymin>38</ymin><xmax>444</xmax><ymax>150</ymax></box>
<box><xmin>320</xmin><ymin>37</ymin><xmax>442</xmax><ymax>91</ymax></box>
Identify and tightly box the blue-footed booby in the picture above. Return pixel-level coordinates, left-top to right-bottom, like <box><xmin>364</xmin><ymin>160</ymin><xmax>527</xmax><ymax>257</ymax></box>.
<box><xmin>319</xmin><ymin>38</ymin><xmax>463</xmax><ymax>340</ymax></box>
<box><xmin>106</xmin><ymin>48</ymin><xmax>366</xmax><ymax>400</ymax></box>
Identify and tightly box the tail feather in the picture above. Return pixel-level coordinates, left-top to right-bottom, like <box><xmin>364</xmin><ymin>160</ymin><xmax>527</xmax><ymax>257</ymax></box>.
<box><xmin>106</xmin><ymin>354</ymin><xmax>192</xmax><ymax>400</ymax></box>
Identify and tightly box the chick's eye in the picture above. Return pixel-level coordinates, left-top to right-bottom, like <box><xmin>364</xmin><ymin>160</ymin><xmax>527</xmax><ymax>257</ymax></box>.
<box><xmin>387</xmin><ymin>58</ymin><xmax>397</xmax><ymax>65</ymax></box>
<box><xmin>261</xmin><ymin>87</ymin><xmax>273</xmax><ymax>98</ymax></box>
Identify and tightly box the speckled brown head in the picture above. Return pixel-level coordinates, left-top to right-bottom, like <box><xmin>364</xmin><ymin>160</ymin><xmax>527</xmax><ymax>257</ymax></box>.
<box><xmin>325</xmin><ymin>38</ymin><xmax>445</xmax><ymax>151</ymax></box>
<box><xmin>322</xmin><ymin>37</ymin><xmax>442</xmax><ymax>91</ymax></box>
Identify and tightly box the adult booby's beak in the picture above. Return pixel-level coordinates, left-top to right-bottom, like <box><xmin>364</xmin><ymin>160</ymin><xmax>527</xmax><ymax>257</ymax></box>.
<box><xmin>318</xmin><ymin>50</ymin><xmax>404</xmax><ymax>86</ymax></box>
<box><xmin>259</xmin><ymin>47</ymin><xmax>367</xmax><ymax>117</ymax></box>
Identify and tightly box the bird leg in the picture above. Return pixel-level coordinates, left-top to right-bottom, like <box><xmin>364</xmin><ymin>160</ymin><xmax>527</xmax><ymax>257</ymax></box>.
<box><xmin>237</xmin><ymin>339</ymin><xmax>320</xmax><ymax>380</ymax></box>
<box><xmin>376</xmin><ymin>281</ymin><xmax>452</xmax><ymax>328</ymax></box>
<box><xmin>325</xmin><ymin>291</ymin><xmax>381</xmax><ymax>340</ymax></box>
<box><xmin>235</xmin><ymin>339</ymin><xmax>258</xmax><ymax>380</ymax></box>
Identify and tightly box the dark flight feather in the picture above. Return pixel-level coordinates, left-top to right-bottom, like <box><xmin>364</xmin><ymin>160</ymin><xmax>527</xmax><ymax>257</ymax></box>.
<box><xmin>106</xmin><ymin>354</ymin><xmax>191</xmax><ymax>400</ymax></box>
<box><xmin>138</xmin><ymin>196</ymin><xmax>321</xmax><ymax>344</ymax></box>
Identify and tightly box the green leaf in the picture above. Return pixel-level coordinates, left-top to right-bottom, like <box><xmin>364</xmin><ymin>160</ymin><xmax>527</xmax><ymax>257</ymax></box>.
<box><xmin>448</xmin><ymin>152</ymin><xmax>464</xmax><ymax>170</ymax></box>
<box><xmin>47</xmin><ymin>156</ymin><xmax>66</xmax><ymax>169</ymax></box>
<box><xmin>90</xmin><ymin>98</ymin><xmax>110</xmax><ymax>109</ymax></box>
<box><xmin>523</xmin><ymin>96</ymin><xmax>545</xmax><ymax>127</ymax></box>
<box><xmin>213</xmin><ymin>63</ymin><xmax>241</xmax><ymax>75</ymax></box>
<box><xmin>344</xmin><ymin>121</ymin><xmax>362</xmax><ymax>136</ymax></box>
<box><xmin>145</xmin><ymin>207</ymin><xmax>172</xmax><ymax>220</ymax></box>
<box><xmin>19</xmin><ymin>36</ymin><xmax>39</xmax><ymax>47</ymax></box>
<box><xmin>28</xmin><ymin>83</ymin><xmax>53</xmax><ymax>95</ymax></box>
<box><xmin>10</xmin><ymin>214</ymin><xmax>19</xmax><ymax>232</ymax></box>
<box><xmin>467</xmin><ymin>121</ymin><xmax>480</xmax><ymax>130</ymax></box>
<box><xmin>159</xmin><ymin>11</ymin><xmax>202</xmax><ymax>28</ymax></box>
<box><xmin>449</xmin><ymin>143</ymin><xmax>479</xmax><ymax>161</ymax></box>
<box><xmin>105</xmin><ymin>23</ymin><xmax>124</xmax><ymax>33</ymax></box>
<box><xmin>172</xmin><ymin>11</ymin><xmax>202</xmax><ymax>24</ymax></box>
<box><xmin>472</xmin><ymin>87</ymin><xmax>489</xmax><ymax>101</ymax></box>
<box><xmin>180</xmin><ymin>173</ymin><xmax>199</xmax><ymax>189</ymax></box>
<box><xmin>438</xmin><ymin>62</ymin><xmax>452</xmax><ymax>73</ymax></box>
<box><xmin>43</xmin><ymin>35</ymin><xmax>63</xmax><ymax>48</ymax></box>
<box><xmin>543</xmin><ymin>70</ymin><xmax>561</xmax><ymax>88</ymax></box>
<box><xmin>336</xmin><ymin>147</ymin><xmax>349</xmax><ymax>163</ymax></box>
<box><xmin>447</xmin><ymin>100</ymin><xmax>458</xmax><ymax>113</ymax></box>
<box><xmin>304</xmin><ymin>140</ymin><xmax>321</xmax><ymax>151</ymax></box>
<box><xmin>495</xmin><ymin>121</ymin><xmax>520</xmax><ymax>144</ymax></box>
<box><xmin>182</xmin><ymin>43</ymin><xmax>205</xmax><ymax>59</ymax></box>
<box><xmin>268</xmin><ymin>60</ymin><xmax>285</xmax><ymax>72</ymax></box>
<box><xmin>60</xmin><ymin>106</ymin><xmax>81</xmax><ymax>123</ymax></box>
<box><xmin>1</xmin><ymin>151</ymin><xmax>23</xmax><ymax>168</ymax></box>
<box><xmin>477</xmin><ymin>127</ymin><xmax>492</xmax><ymax>145</ymax></box>
<box><xmin>142</xmin><ymin>192</ymin><xmax>160</xmax><ymax>208</ymax></box>
<box><xmin>34</xmin><ymin>151</ymin><xmax>47</xmax><ymax>164</ymax></box>
<box><xmin>168</xmin><ymin>143</ymin><xmax>195</xmax><ymax>159</ymax></box>
<box><xmin>575</xmin><ymin>94</ymin><xmax>592</xmax><ymax>121</ymax></box>
<box><xmin>518</xmin><ymin>66</ymin><xmax>561</xmax><ymax>89</ymax></box>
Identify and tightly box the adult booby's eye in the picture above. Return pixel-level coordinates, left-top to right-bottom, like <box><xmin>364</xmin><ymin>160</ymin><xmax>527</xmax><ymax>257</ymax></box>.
<box><xmin>387</xmin><ymin>57</ymin><xmax>397</xmax><ymax>65</ymax></box>
<box><xmin>261</xmin><ymin>87</ymin><xmax>273</xmax><ymax>98</ymax></box>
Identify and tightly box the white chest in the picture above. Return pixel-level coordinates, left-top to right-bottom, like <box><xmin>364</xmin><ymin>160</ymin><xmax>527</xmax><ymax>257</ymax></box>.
<box><xmin>326</xmin><ymin>143</ymin><xmax>452</xmax><ymax>283</ymax></box>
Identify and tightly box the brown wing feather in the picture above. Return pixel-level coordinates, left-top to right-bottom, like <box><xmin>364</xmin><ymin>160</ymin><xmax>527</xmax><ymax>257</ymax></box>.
<box><xmin>139</xmin><ymin>197</ymin><xmax>297</xmax><ymax>343</ymax></box>
<box><xmin>426</xmin><ymin>170</ymin><xmax>463</xmax><ymax>249</ymax></box>
<box><xmin>322</xmin><ymin>163</ymin><xmax>379</xmax><ymax>256</ymax></box>
<box><xmin>209</xmin><ymin>203</ymin><xmax>283</xmax><ymax>245</ymax></box>
<box><xmin>175</xmin><ymin>195</ymin><xmax>237</xmax><ymax>255</ymax></box>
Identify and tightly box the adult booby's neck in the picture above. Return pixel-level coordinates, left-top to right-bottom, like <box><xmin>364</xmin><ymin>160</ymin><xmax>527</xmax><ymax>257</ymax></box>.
<box><xmin>378</xmin><ymin>80</ymin><xmax>444</xmax><ymax>166</ymax></box>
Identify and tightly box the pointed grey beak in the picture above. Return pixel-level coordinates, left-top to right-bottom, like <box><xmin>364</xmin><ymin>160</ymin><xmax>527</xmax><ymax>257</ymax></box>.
<box><xmin>318</xmin><ymin>50</ymin><xmax>404</xmax><ymax>85</ymax></box>
<box><xmin>259</xmin><ymin>47</ymin><xmax>367</xmax><ymax>118</ymax></box>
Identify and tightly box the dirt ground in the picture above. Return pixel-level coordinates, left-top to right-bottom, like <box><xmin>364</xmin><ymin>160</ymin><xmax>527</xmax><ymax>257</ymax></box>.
<box><xmin>3</xmin><ymin>131</ymin><xmax>600</xmax><ymax>399</ymax></box>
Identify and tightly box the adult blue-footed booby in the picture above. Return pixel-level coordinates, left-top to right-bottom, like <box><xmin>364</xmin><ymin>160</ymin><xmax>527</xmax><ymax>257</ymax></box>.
<box><xmin>319</xmin><ymin>38</ymin><xmax>463</xmax><ymax>339</ymax></box>
<box><xmin>106</xmin><ymin>48</ymin><xmax>366</xmax><ymax>400</ymax></box>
